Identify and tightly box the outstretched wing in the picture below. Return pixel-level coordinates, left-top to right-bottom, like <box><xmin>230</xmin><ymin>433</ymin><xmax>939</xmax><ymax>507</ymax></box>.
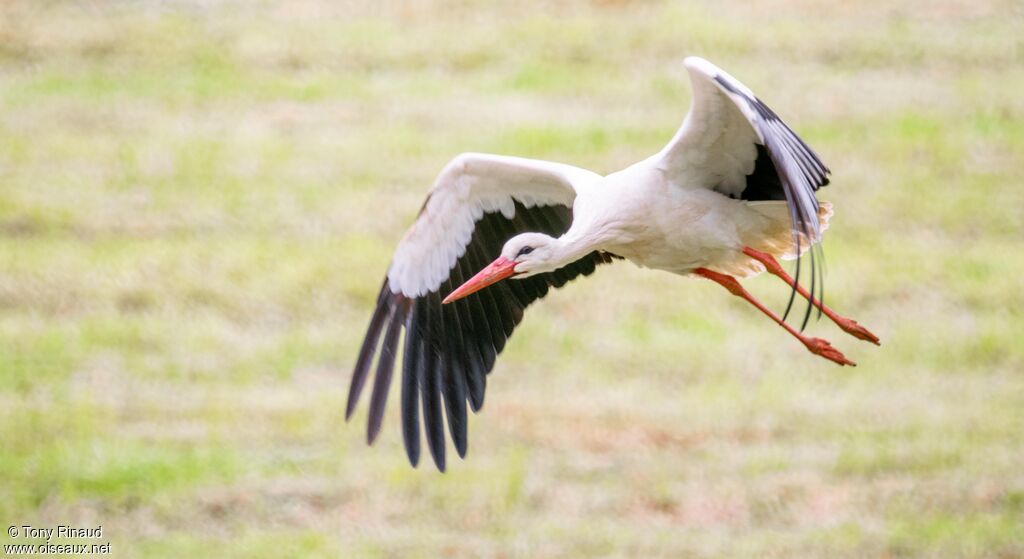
<box><xmin>347</xmin><ymin>153</ymin><xmax>614</xmax><ymax>471</ymax></box>
<box><xmin>657</xmin><ymin>56</ymin><xmax>832</xmax><ymax>328</ymax></box>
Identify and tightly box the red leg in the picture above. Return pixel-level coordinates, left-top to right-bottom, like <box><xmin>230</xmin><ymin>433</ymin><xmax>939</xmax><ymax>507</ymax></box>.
<box><xmin>694</xmin><ymin>268</ymin><xmax>855</xmax><ymax>366</ymax></box>
<box><xmin>743</xmin><ymin>247</ymin><xmax>880</xmax><ymax>345</ymax></box>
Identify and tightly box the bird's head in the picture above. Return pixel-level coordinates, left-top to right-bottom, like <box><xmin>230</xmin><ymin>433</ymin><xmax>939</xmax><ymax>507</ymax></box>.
<box><xmin>500</xmin><ymin>233</ymin><xmax>563</xmax><ymax>278</ymax></box>
<box><xmin>442</xmin><ymin>232</ymin><xmax>560</xmax><ymax>304</ymax></box>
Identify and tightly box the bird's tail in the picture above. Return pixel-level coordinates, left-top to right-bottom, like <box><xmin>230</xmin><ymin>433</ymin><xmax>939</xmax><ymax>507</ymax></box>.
<box><xmin>745</xmin><ymin>200</ymin><xmax>833</xmax><ymax>260</ymax></box>
<box><xmin>712</xmin><ymin>201</ymin><xmax>833</xmax><ymax>279</ymax></box>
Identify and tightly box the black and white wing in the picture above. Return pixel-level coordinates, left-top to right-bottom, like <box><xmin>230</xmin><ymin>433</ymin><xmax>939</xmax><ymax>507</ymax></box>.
<box><xmin>347</xmin><ymin>153</ymin><xmax>614</xmax><ymax>471</ymax></box>
<box><xmin>657</xmin><ymin>56</ymin><xmax>832</xmax><ymax>328</ymax></box>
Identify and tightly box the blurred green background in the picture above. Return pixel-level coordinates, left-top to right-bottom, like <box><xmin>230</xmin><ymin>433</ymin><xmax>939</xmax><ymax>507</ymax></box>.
<box><xmin>2</xmin><ymin>0</ymin><xmax>1023</xmax><ymax>557</ymax></box>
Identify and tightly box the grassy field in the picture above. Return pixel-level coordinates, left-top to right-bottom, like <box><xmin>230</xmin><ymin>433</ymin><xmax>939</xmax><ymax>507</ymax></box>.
<box><xmin>2</xmin><ymin>0</ymin><xmax>1023</xmax><ymax>557</ymax></box>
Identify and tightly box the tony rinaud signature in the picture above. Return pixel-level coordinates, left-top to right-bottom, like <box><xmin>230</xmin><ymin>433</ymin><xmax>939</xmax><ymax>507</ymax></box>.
<box><xmin>8</xmin><ymin>525</ymin><xmax>103</xmax><ymax>540</ymax></box>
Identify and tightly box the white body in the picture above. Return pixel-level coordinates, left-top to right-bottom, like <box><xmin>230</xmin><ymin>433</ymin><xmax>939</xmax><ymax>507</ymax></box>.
<box><xmin>566</xmin><ymin>158</ymin><xmax>814</xmax><ymax>278</ymax></box>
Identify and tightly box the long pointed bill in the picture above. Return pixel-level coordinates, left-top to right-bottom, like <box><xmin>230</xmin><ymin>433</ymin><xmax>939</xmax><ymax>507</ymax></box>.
<box><xmin>443</xmin><ymin>256</ymin><xmax>517</xmax><ymax>304</ymax></box>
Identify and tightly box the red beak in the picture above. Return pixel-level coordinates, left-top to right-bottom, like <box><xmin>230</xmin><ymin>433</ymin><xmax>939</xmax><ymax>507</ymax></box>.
<box><xmin>443</xmin><ymin>256</ymin><xmax>518</xmax><ymax>304</ymax></box>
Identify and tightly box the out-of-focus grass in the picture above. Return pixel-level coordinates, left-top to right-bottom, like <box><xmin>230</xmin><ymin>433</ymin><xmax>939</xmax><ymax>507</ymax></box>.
<box><xmin>2</xmin><ymin>0</ymin><xmax>1023</xmax><ymax>557</ymax></box>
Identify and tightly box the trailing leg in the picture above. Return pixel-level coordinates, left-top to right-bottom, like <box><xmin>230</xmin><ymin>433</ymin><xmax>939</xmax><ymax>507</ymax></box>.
<box><xmin>694</xmin><ymin>267</ymin><xmax>855</xmax><ymax>366</ymax></box>
<box><xmin>743</xmin><ymin>247</ymin><xmax>880</xmax><ymax>345</ymax></box>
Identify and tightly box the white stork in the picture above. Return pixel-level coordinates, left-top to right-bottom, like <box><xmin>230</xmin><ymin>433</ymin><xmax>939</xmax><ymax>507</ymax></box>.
<box><xmin>346</xmin><ymin>57</ymin><xmax>879</xmax><ymax>470</ymax></box>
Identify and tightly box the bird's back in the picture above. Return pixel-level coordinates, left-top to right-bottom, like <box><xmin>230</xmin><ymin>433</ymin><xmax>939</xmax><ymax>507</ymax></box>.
<box><xmin>575</xmin><ymin>160</ymin><xmax>831</xmax><ymax>278</ymax></box>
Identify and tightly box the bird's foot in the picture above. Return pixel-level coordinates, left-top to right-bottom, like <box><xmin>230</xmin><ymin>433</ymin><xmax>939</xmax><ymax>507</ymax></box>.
<box><xmin>834</xmin><ymin>316</ymin><xmax>880</xmax><ymax>346</ymax></box>
<box><xmin>802</xmin><ymin>337</ymin><xmax>856</xmax><ymax>367</ymax></box>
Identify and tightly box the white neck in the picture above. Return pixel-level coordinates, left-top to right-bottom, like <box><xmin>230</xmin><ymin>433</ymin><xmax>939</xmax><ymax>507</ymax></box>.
<box><xmin>551</xmin><ymin>226</ymin><xmax>612</xmax><ymax>267</ymax></box>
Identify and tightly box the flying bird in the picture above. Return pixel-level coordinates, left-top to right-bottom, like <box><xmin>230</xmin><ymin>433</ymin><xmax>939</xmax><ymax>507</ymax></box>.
<box><xmin>346</xmin><ymin>57</ymin><xmax>879</xmax><ymax>471</ymax></box>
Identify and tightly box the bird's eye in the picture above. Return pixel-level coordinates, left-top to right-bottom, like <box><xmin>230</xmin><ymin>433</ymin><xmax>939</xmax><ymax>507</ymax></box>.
<box><xmin>516</xmin><ymin>246</ymin><xmax>534</xmax><ymax>257</ymax></box>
